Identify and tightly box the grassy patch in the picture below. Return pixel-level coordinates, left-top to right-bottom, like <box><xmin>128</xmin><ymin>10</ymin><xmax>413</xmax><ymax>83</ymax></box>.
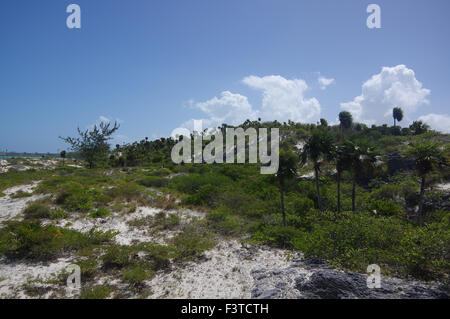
<box><xmin>0</xmin><ymin>221</ymin><xmax>117</xmax><ymax>260</ymax></box>
<box><xmin>23</xmin><ymin>203</ymin><xmax>52</xmax><ymax>219</ymax></box>
<box><xmin>89</xmin><ymin>207</ymin><xmax>111</xmax><ymax>218</ymax></box>
<box><xmin>80</xmin><ymin>285</ymin><xmax>112</xmax><ymax>299</ymax></box>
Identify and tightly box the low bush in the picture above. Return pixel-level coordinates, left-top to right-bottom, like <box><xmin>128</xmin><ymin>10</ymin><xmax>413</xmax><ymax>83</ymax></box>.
<box><xmin>23</xmin><ymin>203</ymin><xmax>51</xmax><ymax>219</ymax></box>
<box><xmin>10</xmin><ymin>190</ymin><xmax>33</xmax><ymax>199</ymax></box>
<box><xmin>171</xmin><ymin>225</ymin><xmax>215</xmax><ymax>260</ymax></box>
<box><xmin>101</xmin><ymin>246</ymin><xmax>131</xmax><ymax>268</ymax></box>
<box><xmin>56</xmin><ymin>185</ymin><xmax>94</xmax><ymax>212</ymax></box>
<box><xmin>0</xmin><ymin>221</ymin><xmax>116</xmax><ymax>260</ymax></box>
<box><xmin>89</xmin><ymin>207</ymin><xmax>111</xmax><ymax>218</ymax></box>
<box><xmin>137</xmin><ymin>176</ymin><xmax>168</xmax><ymax>188</ymax></box>
<box><xmin>80</xmin><ymin>285</ymin><xmax>111</xmax><ymax>299</ymax></box>
<box><xmin>122</xmin><ymin>266</ymin><xmax>153</xmax><ymax>286</ymax></box>
<box><xmin>49</xmin><ymin>208</ymin><xmax>69</xmax><ymax>220</ymax></box>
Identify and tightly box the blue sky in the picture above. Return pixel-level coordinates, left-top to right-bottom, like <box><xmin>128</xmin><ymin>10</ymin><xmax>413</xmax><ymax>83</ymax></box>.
<box><xmin>1</xmin><ymin>0</ymin><xmax>449</xmax><ymax>152</ymax></box>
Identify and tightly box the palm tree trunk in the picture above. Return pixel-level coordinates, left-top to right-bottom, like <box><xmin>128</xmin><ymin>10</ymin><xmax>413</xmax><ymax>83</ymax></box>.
<box><xmin>418</xmin><ymin>176</ymin><xmax>426</xmax><ymax>225</ymax></box>
<box><xmin>394</xmin><ymin>118</ymin><xmax>396</xmax><ymax>127</ymax></box>
<box><xmin>314</xmin><ymin>164</ymin><xmax>322</xmax><ymax>211</ymax></box>
<box><xmin>352</xmin><ymin>176</ymin><xmax>356</xmax><ymax>212</ymax></box>
<box><xmin>337</xmin><ymin>169</ymin><xmax>341</xmax><ymax>214</ymax></box>
<box><xmin>280</xmin><ymin>179</ymin><xmax>286</xmax><ymax>227</ymax></box>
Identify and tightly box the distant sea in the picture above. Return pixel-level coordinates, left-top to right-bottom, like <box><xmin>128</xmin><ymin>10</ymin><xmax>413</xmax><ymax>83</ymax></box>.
<box><xmin>0</xmin><ymin>156</ymin><xmax>44</xmax><ymax>159</ymax></box>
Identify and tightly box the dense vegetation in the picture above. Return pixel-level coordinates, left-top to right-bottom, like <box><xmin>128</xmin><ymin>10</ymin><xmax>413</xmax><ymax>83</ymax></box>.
<box><xmin>1</xmin><ymin>111</ymin><xmax>449</xmax><ymax>294</ymax></box>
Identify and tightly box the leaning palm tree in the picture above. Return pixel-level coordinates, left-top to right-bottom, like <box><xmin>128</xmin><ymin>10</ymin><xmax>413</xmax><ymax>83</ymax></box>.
<box><xmin>300</xmin><ymin>128</ymin><xmax>334</xmax><ymax>211</ymax></box>
<box><xmin>277</xmin><ymin>149</ymin><xmax>298</xmax><ymax>226</ymax></box>
<box><xmin>406</xmin><ymin>142</ymin><xmax>448</xmax><ymax>225</ymax></box>
<box><xmin>393</xmin><ymin>107</ymin><xmax>404</xmax><ymax>127</ymax></box>
<box><xmin>347</xmin><ymin>140</ymin><xmax>377</xmax><ymax>212</ymax></box>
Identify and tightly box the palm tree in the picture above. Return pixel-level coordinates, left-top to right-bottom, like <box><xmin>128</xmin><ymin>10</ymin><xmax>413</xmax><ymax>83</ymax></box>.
<box><xmin>300</xmin><ymin>129</ymin><xmax>334</xmax><ymax>211</ymax></box>
<box><xmin>347</xmin><ymin>141</ymin><xmax>377</xmax><ymax>212</ymax></box>
<box><xmin>277</xmin><ymin>150</ymin><xmax>298</xmax><ymax>226</ymax></box>
<box><xmin>334</xmin><ymin>142</ymin><xmax>352</xmax><ymax>214</ymax></box>
<box><xmin>406</xmin><ymin>142</ymin><xmax>448</xmax><ymax>225</ymax></box>
<box><xmin>393</xmin><ymin>107</ymin><xmax>404</xmax><ymax>127</ymax></box>
<box><xmin>339</xmin><ymin>111</ymin><xmax>353</xmax><ymax>132</ymax></box>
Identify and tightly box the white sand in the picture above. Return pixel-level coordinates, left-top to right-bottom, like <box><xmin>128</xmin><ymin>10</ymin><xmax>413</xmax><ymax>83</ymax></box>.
<box><xmin>0</xmin><ymin>257</ymin><xmax>73</xmax><ymax>298</ymax></box>
<box><xmin>0</xmin><ymin>182</ymin><xmax>45</xmax><ymax>225</ymax></box>
<box><xmin>147</xmin><ymin>240</ymin><xmax>303</xmax><ymax>299</ymax></box>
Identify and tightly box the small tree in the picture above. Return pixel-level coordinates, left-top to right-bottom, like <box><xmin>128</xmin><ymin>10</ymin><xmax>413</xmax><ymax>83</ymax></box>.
<box><xmin>410</xmin><ymin>121</ymin><xmax>430</xmax><ymax>135</ymax></box>
<box><xmin>392</xmin><ymin>107</ymin><xmax>403</xmax><ymax>127</ymax></box>
<box><xmin>300</xmin><ymin>128</ymin><xmax>334</xmax><ymax>211</ymax></box>
<box><xmin>319</xmin><ymin>118</ymin><xmax>328</xmax><ymax>127</ymax></box>
<box><xmin>60</xmin><ymin>121</ymin><xmax>120</xmax><ymax>168</ymax></box>
<box><xmin>406</xmin><ymin>142</ymin><xmax>448</xmax><ymax>225</ymax></box>
<box><xmin>347</xmin><ymin>140</ymin><xmax>377</xmax><ymax>212</ymax></box>
<box><xmin>339</xmin><ymin>111</ymin><xmax>353</xmax><ymax>132</ymax></box>
<box><xmin>60</xmin><ymin>150</ymin><xmax>67</xmax><ymax>166</ymax></box>
<box><xmin>277</xmin><ymin>150</ymin><xmax>298</xmax><ymax>226</ymax></box>
<box><xmin>334</xmin><ymin>142</ymin><xmax>352</xmax><ymax>214</ymax></box>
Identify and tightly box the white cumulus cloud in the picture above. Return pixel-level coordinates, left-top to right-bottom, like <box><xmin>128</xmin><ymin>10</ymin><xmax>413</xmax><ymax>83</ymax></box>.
<box><xmin>181</xmin><ymin>91</ymin><xmax>258</xmax><ymax>130</ymax></box>
<box><xmin>242</xmin><ymin>75</ymin><xmax>321</xmax><ymax>123</ymax></box>
<box><xmin>417</xmin><ymin>113</ymin><xmax>450</xmax><ymax>133</ymax></box>
<box><xmin>340</xmin><ymin>65</ymin><xmax>431</xmax><ymax>125</ymax></box>
<box><xmin>318</xmin><ymin>76</ymin><xmax>335</xmax><ymax>90</ymax></box>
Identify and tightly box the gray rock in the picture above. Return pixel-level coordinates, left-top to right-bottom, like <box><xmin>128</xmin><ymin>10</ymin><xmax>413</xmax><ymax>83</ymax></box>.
<box><xmin>251</xmin><ymin>262</ymin><xmax>449</xmax><ymax>299</ymax></box>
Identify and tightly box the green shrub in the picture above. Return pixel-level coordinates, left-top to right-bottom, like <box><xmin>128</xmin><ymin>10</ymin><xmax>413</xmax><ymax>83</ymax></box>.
<box><xmin>101</xmin><ymin>246</ymin><xmax>131</xmax><ymax>268</ymax></box>
<box><xmin>56</xmin><ymin>185</ymin><xmax>94</xmax><ymax>212</ymax></box>
<box><xmin>80</xmin><ymin>285</ymin><xmax>111</xmax><ymax>299</ymax></box>
<box><xmin>154</xmin><ymin>211</ymin><xmax>180</xmax><ymax>230</ymax></box>
<box><xmin>169</xmin><ymin>173</ymin><xmax>231</xmax><ymax>194</ymax></box>
<box><xmin>137</xmin><ymin>176</ymin><xmax>168</xmax><ymax>188</ymax></box>
<box><xmin>23</xmin><ymin>203</ymin><xmax>51</xmax><ymax>219</ymax></box>
<box><xmin>122</xmin><ymin>266</ymin><xmax>153</xmax><ymax>286</ymax></box>
<box><xmin>206</xmin><ymin>207</ymin><xmax>242</xmax><ymax>235</ymax></box>
<box><xmin>370</xmin><ymin>200</ymin><xmax>403</xmax><ymax>216</ymax></box>
<box><xmin>254</xmin><ymin>225</ymin><xmax>302</xmax><ymax>248</ymax></box>
<box><xmin>49</xmin><ymin>208</ymin><xmax>69</xmax><ymax>220</ymax></box>
<box><xmin>171</xmin><ymin>225</ymin><xmax>215</xmax><ymax>260</ymax></box>
<box><xmin>183</xmin><ymin>184</ymin><xmax>218</xmax><ymax>206</ymax></box>
<box><xmin>288</xmin><ymin>197</ymin><xmax>314</xmax><ymax>217</ymax></box>
<box><xmin>89</xmin><ymin>207</ymin><xmax>111</xmax><ymax>218</ymax></box>
<box><xmin>76</xmin><ymin>258</ymin><xmax>99</xmax><ymax>280</ymax></box>
<box><xmin>0</xmin><ymin>221</ymin><xmax>116</xmax><ymax>260</ymax></box>
<box><xmin>10</xmin><ymin>190</ymin><xmax>33</xmax><ymax>199</ymax></box>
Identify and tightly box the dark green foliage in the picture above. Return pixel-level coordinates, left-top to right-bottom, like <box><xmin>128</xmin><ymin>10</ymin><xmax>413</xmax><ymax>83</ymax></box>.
<box><xmin>23</xmin><ymin>203</ymin><xmax>52</xmax><ymax>219</ymax></box>
<box><xmin>339</xmin><ymin>111</ymin><xmax>353</xmax><ymax>130</ymax></box>
<box><xmin>393</xmin><ymin>107</ymin><xmax>404</xmax><ymax>127</ymax></box>
<box><xmin>137</xmin><ymin>176</ymin><xmax>168</xmax><ymax>188</ymax></box>
<box><xmin>80</xmin><ymin>286</ymin><xmax>112</xmax><ymax>299</ymax></box>
<box><xmin>122</xmin><ymin>266</ymin><xmax>153</xmax><ymax>286</ymax></box>
<box><xmin>171</xmin><ymin>225</ymin><xmax>215</xmax><ymax>260</ymax></box>
<box><xmin>0</xmin><ymin>221</ymin><xmax>116</xmax><ymax>260</ymax></box>
<box><xmin>101</xmin><ymin>246</ymin><xmax>131</xmax><ymax>268</ymax></box>
<box><xmin>60</xmin><ymin>121</ymin><xmax>120</xmax><ymax>168</ymax></box>
<box><xmin>56</xmin><ymin>184</ymin><xmax>94</xmax><ymax>212</ymax></box>
<box><xmin>409</xmin><ymin>121</ymin><xmax>430</xmax><ymax>135</ymax></box>
<box><xmin>89</xmin><ymin>207</ymin><xmax>111</xmax><ymax>218</ymax></box>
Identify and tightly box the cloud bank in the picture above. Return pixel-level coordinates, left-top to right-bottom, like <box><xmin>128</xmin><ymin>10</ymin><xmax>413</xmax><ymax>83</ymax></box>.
<box><xmin>417</xmin><ymin>113</ymin><xmax>450</xmax><ymax>133</ymax></box>
<box><xmin>340</xmin><ymin>65</ymin><xmax>431</xmax><ymax>125</ymax></box>
<box><xmin>183</xmin><ymin>75</ymin><xmax>321</xmax><ymax>130</ymax></box>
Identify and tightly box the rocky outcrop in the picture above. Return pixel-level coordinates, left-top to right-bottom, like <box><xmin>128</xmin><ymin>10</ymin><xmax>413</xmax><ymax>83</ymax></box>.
<box><xmin>251</xmin><ymin>259</ymin><xmax>449</xmax><ymax>299</ymax></box>
<box><xmin>387</xmin><ymin>152</ymin><xmax>415</xmax><ymax>175</ymax></box>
